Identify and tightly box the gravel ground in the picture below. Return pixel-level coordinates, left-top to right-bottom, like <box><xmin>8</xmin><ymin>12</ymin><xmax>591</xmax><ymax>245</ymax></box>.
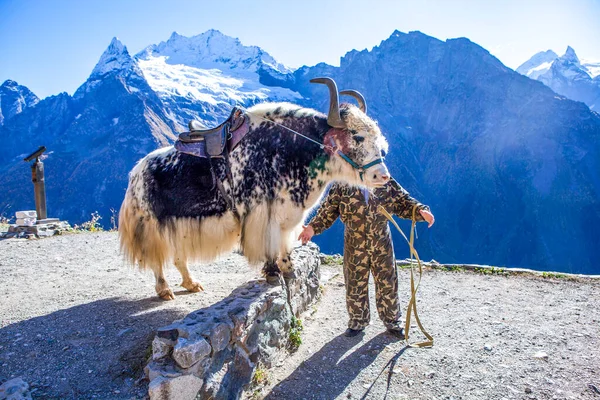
<box><xmin>0</xmin><ymin>232</ymin><xmax>256</xmax><ymax>399</ymax></box>
<box><xmin>258</xmin><ymin>263</ymin><xmax>600</xmax><ymax>400</ymax></box>
<box><xmin>1</xmin><ymin>232</ymin><xmax>599</xmax><ymax>400</ymax></box>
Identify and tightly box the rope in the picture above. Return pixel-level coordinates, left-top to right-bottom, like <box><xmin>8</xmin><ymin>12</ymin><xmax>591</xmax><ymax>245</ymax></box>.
<box><xmin>379</xmin><ymin>205</ymin><xmax>434</xmax><ymax>348</ymax></box>
<box><xmin>243</xmin><ymin>109</ymin><xmax>330</xmax><ymax>150</ymax></box>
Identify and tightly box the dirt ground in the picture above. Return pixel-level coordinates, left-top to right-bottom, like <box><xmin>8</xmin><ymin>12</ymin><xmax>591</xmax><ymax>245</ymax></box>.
<box><xmin>0</xmin><ymin>232</ymin><xmax>256</xmax><ymax>399</ymax></box>
<box><xmin>257</xmin><ymin>263</ymin><xmax>600</xmax><ymax>400</ymax></box>
<box><xmin>1</xmin><ymin>232</ymin><xmax>599</xmax><ymax>400</ymax></box>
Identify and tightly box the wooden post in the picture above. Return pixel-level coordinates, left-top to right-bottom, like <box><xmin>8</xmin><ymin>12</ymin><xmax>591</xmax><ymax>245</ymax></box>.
<box><xmin>24</xmin><ymin>146</ymin><xmax>48</xmax><ymax>221</ymax></box>
<box><xmin>31</xmin><ymin>158</ymin><xmax>47</xmax><ymax>220</ymax></box>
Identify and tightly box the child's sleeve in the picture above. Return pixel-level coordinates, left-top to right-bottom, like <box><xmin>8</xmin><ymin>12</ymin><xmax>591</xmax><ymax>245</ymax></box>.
<box><xmin>308</xmin><ymin>183</ymin><xmax>342</xmax><ymax>235</ymax></box>
<box><xmin>386</xmin><ymin>179</ymin><xmax>430</xmax><ymax>221</ymax></box>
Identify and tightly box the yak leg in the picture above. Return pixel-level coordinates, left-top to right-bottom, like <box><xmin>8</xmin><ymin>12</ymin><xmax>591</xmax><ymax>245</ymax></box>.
<box><xmin>153</xmin><ymin>265</ymin><xmax>175</xmax><ymax>301</ymax></box>
<box><xmin>263</xmin><ymin>259</ymin><xmax>282</xmax><ymax>285</ymax></box>
<box><xmin>274</xmin><ymin>203</ymin><xmax>304</xmax><ymax>279</ymax></box>
<box><xmin>277</xmin><ymin>250</ymin><xmax>297</xmax><ymax>279</ymax></box>
<box><xmin>174</xmin><ymin>258</ymin><xmax>204</xmax><ymax>293</ymax></box>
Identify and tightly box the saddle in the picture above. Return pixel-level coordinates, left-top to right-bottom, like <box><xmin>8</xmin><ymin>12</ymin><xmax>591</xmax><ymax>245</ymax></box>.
<box><xmin>174</xmin><ymin>108</ymin><xmax>250</xmax><ymax>220</ymax></box>
<box><xmin>176</xmin><ymin>107</ymin><xmax>249</xmax><ymax>158</ymax></box>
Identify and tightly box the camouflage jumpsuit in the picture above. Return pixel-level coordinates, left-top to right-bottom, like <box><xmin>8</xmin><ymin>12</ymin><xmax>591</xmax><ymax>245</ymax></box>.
<box><xmin>309</xmin><ymin>180</ymin><xmax>430</xmax><ymax>330</ymax></box>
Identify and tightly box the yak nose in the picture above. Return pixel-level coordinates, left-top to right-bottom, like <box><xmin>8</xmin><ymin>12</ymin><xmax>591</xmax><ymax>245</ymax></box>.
<box><xmin>370</xmin><ymin>171</ymin><xmax>389</xmax><ymax>182</ymax></box>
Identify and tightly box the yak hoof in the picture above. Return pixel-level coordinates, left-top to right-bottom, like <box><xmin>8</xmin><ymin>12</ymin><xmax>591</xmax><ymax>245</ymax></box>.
<box><xmin>158</xmin><ymin>288</ymin><xmax>176</xmax><ymax>301</ymax></box>
<box><xmin>182</xmin><ymin>281</ymin><xmax>204</xmax><ymax>293</ymax></box>
<box><xmin>265</xmin><ymin>273</ymin><xmax>282</xmax><ymax>286</ymax></box>
<box><xmin>282</xmin><ymin>269</ymin><xmax>298</xmax><ymax>279</ymax></box>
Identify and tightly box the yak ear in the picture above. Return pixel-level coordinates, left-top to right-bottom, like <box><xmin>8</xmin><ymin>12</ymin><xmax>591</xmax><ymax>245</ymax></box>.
<box><xmin>324</xmin><ymin>127</ymin><xmax>351</xmax><ymax>153</ymax></box>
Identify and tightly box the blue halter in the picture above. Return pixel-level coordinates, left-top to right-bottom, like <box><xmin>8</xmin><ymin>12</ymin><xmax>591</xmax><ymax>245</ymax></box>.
<box><xmin>336</xmin><ymin>151</ymin><xmax>385</xmax><ymax>182</ymax></box>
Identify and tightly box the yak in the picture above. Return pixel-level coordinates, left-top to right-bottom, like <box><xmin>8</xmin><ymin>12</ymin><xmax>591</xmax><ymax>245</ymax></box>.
<box><xmin>119</xmin><ymin>77</ymin><xmax>390</xmax><ymax>300</ymax></box>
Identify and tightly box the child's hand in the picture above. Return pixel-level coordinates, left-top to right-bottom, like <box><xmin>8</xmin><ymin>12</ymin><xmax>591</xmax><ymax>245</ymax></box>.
<box><xmin>419</xmin><ymin>209</ymin><xmax>435</xmax><ymax>228</ymax></box>
<box><xmin>298</xmin><ymin>225</ymin><xmax>315</xmax><ymax>244</ymax></box>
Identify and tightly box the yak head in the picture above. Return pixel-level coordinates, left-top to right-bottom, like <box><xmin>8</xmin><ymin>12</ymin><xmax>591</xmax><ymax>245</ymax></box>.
<box><xmin>312</xmin><ymin>77</ymin><xmax>390</xmax><ymax>188</ymax></box>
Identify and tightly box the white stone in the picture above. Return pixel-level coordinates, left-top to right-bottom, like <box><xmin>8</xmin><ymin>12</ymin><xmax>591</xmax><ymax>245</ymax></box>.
<box><xmin>148</xmin><ymin>375</ymin><xmax>204</xmax><ymax>400</ymax></box>
<box><xmin>15</xmin><ymin>218</ymin><xmax>36</xmax><ymax>226</ymax></box>
<box><xmin>533</xmin><ymin>351</ymin><xmax>549</xmax><ymax>361</ymax></box>
<box><xmin>15</xmin><ymin>211</ymin><xmax>36</xmax><ymax>219</ymax></box>
<box><xmin>173</xmin><ymin>337</ymin><xmax>211</xmax><ymax>369</ymax></box>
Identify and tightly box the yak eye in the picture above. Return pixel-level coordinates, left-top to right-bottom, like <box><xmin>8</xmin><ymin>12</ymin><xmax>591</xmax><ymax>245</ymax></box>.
<box><xmin>381</xmin><ymin>149</ymin><xmax>387</xmax><ymax>158</ymax></box>
<box><xmin>353</xmin><ymin>136</ymin><xmax>365</xmax><ymax>144</ymax></box>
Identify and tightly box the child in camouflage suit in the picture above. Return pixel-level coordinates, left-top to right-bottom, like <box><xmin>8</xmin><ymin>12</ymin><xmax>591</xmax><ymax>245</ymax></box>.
<box><xmin>299</xmin><ymin>179</ymin><xmax>434</xmax><ymax>337</ymax></box>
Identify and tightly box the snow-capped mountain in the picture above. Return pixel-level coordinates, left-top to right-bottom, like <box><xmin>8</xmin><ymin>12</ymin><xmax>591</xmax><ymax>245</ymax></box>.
<box><xmin>515</xmin><ymin>50</ymin><xmax>558</xmax><ymax>80</ymax></box>
<box><xmin>0</xmin><ymin>80</ymin><xmax>39</xmax><ymax>125</ymax></box>
<box><xmin>135</xmin><ymin>30</ymin><xmax>301</xmax><ymax>128</ymax></box>
<box><xmin>517</xmin><ymin>47</ymin><xmax>600</xmax><ymax>111</ymax></box>
<box><xmin>74</xmin><ymin>37</ymin><xmax>150</xmax><ymax>100</ymax></box>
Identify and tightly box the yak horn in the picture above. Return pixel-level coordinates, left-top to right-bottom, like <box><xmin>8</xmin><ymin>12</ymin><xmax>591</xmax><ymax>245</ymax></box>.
<box><xmin>310</xmin><ymin>77</ymin><xmax>345</xmax><ymax>128</ymax></box>
<box><xmin>340</xmin><ymin>90</ymin><xmax>367</xmax><ymax>114</ymax></box>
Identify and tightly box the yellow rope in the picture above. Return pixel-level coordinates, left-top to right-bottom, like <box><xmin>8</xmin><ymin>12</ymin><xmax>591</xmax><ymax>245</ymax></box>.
<box><xmin>379</xmin><ymin>205</ymin><xmax>433</xmax><ymax>348</ymax></box>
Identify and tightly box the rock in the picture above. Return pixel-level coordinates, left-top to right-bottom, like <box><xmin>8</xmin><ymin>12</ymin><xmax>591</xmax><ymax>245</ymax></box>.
<box><xmin>484</xmin><ymin>344</ymin><xmax>493</xmax><ymax>351</ymax></box>
<box><xmin>153</xmin><ymin>337</ymin><xmax>173</xmax><ymax>360</ymax></box>
<box><xmin>145</xmin><ymin>361</ymin><xmax>182</xmax><ymax>382</ymax></box>
<box><xmin>148</xmin><ymin>375</ymin><xmax>203</xmax><ymax>400</ymax></box>
<box><xmin>0</xmin><ymin>377</ymin><xmax>32</xmax><ymax>400</ymax></box>
<box><xmin>173</xmin><ymin>337</ymin><xmax>212</xmax><ymax>369</ymax></box>
<box><xmin>533</xmin><ymin>351</ymin><xmax>549</xmax><ymax>361</ymax></box>
<box><xmin>15</xmin><ymin>211</ymin><xmax>37</xmax><ymax>219</ymax></box>
<box><xmin>525</xmin><ymin>386</ymin><xmax>532</xmax><ymax>394</ymax></box>
<box><xmin>209</xmin><ymin>323</ymin><xmax>231</xmax><ymax>353</ymax></box>
<box><xmin>157</xmin><ymin>325</ymin><xmax>180</xmax><ymax>342</ymax></box>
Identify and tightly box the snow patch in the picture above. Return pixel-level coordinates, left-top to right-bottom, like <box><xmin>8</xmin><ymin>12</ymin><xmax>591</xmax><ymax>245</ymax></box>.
<box><xmin>581</xmin><ymin>59</ymin><xmax>600</xmax><ymax>78</ymax></box>
<box><xmin>137</xmin><ymin>30</ymin><xmax>293</xmax><ymax>75</ymax></box>
<box><xmin>137</xmin><ymin>55</ymin><xmax>300</xmax><ymax>107</ymax></box>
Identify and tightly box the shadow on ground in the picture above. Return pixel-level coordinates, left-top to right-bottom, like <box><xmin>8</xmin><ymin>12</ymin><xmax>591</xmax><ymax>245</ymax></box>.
<box><xmin>0</xmin><ymin>297</ymin><xmax>188</xmax><ymax>399</ymax></box>
<box><xmin>265</xmin><ymin>332</ymin><xmax>407</xmax><ymax>400</ymax></box>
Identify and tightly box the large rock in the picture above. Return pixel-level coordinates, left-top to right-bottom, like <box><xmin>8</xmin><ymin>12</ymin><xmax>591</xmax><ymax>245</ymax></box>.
<box><xmin>0</xmin><ymin>377</ymin><xmax>32</xmax><ymax>400</ymax></box>
<box><xmin>148</xmin><ymin>375</ymin><xmax>204</xmax><ymax>400</ymax></box>
<box><xmin>172</xmin><ymin>337</ymin><xmax>211</xmax><ymax>369</ymax></box>
<box><xmin>145</xmin><ymin>243</ymin><xmax>321</xmax><ymax>400</ymax></box>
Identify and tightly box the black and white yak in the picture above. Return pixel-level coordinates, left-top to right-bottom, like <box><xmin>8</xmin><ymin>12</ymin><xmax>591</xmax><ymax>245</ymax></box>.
<box><xmin>119</xmin><ymin>78</ymin><xmax>390</xmax><ymax>300</ymax></box>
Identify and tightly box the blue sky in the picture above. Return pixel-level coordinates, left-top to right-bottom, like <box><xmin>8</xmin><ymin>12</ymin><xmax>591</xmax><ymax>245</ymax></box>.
<box><xmin>1</xmin><ymin>0</ymin><xmax>599</xmax><ymax>99</ymax></box>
